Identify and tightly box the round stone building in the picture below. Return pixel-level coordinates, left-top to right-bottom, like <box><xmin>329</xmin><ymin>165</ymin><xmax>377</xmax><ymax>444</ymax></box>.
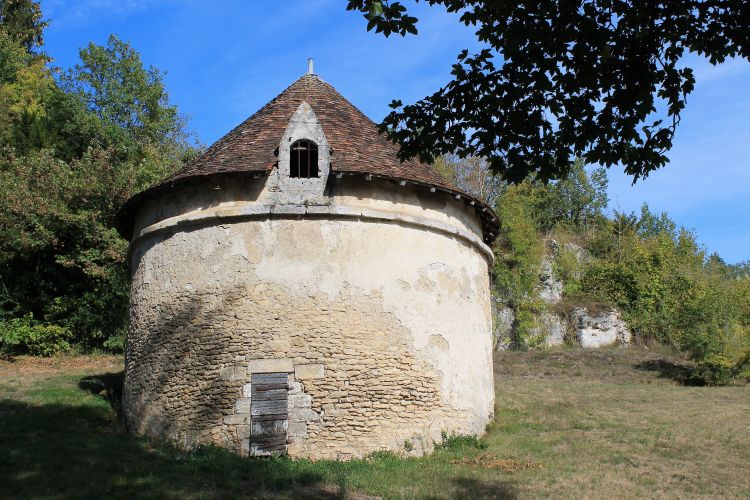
<box><xmin>116</xmin><ymin>69</ymin><xmax>500</xmax><ymax>460</ymax></box>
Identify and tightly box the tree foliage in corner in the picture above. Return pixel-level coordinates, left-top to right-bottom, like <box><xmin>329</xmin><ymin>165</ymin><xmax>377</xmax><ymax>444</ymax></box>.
<box><xmin>347</xmin><ymin>1</ymin><xmax>750</xmax><ymax>182</ymax></box>
<box><xmin>0</xmin><ymin>0</ymin><xmax>47</xmax><ymax>52</ymax></box>
<box><xmin>0</xmin><ymin>1</ymin><xmax>197</xmax><ymax>355</ymax></box>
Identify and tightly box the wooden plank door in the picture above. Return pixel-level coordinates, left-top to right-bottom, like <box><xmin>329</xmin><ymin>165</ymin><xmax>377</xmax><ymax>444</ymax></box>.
<box><xmin>249</xmin><ymin>372</ymin><xmax>288</xmax><ymax>455</ymax></box>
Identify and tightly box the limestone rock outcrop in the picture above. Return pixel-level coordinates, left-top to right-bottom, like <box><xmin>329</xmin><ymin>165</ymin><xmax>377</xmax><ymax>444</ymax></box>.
<box><xmin>493</xmin><ymin>302</ymin><xmax>515</xmax><ymax>351</ymax></box>
<box><xmin>538</xmin><ymin>312</ymin><xmax>567</xmax><ymax>347</ymax></box>
<box><xmin>493</xmin><ymin>238</ymin><xmax>632</xmax><ymax>350</ymax></box>
<box><xmin>571</xmin><ymin>308</ymin><xmax>632</xmax><ymax>348</ymax></box>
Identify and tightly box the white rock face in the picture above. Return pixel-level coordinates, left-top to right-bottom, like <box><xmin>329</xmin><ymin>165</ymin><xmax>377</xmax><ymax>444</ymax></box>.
<box><xmin>540</xmin><ymin>312</ymin><xmax>567</xmax><ymax>346</ymax></box>
<box><xmin>571</xmin><ymin>308</ymin><xmax>632</xmax><ymax>348</ymax></box>
<box><xmin>494</xmin><ymin>238</ymin><xmax>631</xmax><ymax>350</ymax></box>
<box><xmin>562</xmin><ymin>242</ymin><xmax>589</xmax><ymax>264</ymax></box>
<box><xmin>539</xmin><ymin>256</ymin><xmax>563</xmax><ymax>304</ymax></box>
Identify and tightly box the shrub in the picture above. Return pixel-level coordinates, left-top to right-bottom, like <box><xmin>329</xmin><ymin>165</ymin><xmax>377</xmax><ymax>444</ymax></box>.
<box><xmin>553</xmin><ymin>245</ymin><xmax>584</xmax><ymax>297</ymax></box>
<box><xmin>514</xmin><ymin>300</ymin><xmax>547</xmax><ymax>348</ymax></box>
<box><xmin>0</xmin><ymin>314</ymin><xmax>72</xmax><ymax>356</ymax></box>
<box><xmin>102</xmin><ymin>331</ymin><xmax>125</xmax><ymax>353</ymax></box>
<box><xmin>437</xmin><ymin>432</ymin><xmax>486</xmax><ymax>451</ymax></box>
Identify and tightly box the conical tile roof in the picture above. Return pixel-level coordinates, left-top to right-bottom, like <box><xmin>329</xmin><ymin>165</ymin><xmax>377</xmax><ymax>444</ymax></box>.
<box><xmin>116</xmin><ymin>74</ymin><xmax>499</xmax><ymax>241</ymax></box>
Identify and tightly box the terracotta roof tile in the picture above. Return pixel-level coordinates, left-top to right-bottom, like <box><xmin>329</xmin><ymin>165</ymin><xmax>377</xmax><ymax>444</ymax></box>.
<box><xmin>116</xmin><ymin>74</ymin><xmax>500</xmax><ymax>242</ymax></box>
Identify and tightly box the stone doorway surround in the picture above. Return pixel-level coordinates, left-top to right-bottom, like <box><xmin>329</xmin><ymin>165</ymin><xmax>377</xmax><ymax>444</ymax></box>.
<box><xmin>222</xmin><ymin>358</ymin><xmax>325</xmax><ymax>456</ymax></box>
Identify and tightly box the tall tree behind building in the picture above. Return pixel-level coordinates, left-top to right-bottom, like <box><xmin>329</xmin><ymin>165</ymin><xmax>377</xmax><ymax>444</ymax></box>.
<box><xmin>0</xmin><ymin>2</ymin><xmax>198</xmax><ymax>354</ymax></box>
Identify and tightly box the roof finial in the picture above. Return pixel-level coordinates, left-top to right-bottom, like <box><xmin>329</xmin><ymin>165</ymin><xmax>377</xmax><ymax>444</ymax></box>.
<box><xmin>307</xmin><ymin>58</ymin><xmax>314</xmax><ymax>75</ymax></box>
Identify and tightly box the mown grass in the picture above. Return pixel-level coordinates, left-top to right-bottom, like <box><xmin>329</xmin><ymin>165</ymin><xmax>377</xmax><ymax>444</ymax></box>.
<box><xmin>0</xmin><ymin>348</ymin><xmax>748</xmax><ymax>499</ymax></box>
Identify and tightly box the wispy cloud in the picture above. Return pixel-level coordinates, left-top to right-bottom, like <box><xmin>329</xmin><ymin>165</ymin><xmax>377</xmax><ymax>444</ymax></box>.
<box><xmin>42</xmin><ymin>0</ymin><xmax>183</xmax><ymax>29</ymax></box>
<box><xmin>686</xmin><ymin>55</ymin><xmax>749</xmax><ymax>85</ymax></box>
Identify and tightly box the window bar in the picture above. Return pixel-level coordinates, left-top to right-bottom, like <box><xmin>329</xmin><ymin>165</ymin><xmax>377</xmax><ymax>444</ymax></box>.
<box><xmin>306</xmin><ymin>140</ymin><xmax>310</xmax><ymax>178</ymax></box>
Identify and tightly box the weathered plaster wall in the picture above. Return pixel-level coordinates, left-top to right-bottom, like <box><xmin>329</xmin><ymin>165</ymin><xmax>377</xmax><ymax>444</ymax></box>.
<box><xmin>130</xmin><ymin>175</ymin><xmax>485</xmax><ymax>247</ymax></box>
<box><xmin>124</xmin><ymin>177</ymin><xmax>494</xmax><ymax>459</ymax></box>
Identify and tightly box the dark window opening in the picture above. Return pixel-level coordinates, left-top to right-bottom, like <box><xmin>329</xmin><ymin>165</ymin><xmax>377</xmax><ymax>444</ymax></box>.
<box><xmin>289</xmin><ymin>139</ymin><xmax>319</xmax><ymax>178</ymax></box>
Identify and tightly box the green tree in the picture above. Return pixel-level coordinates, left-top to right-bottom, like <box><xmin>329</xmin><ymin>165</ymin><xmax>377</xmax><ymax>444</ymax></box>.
<box><xmin>0</xmin><ymin>17</ymin><xmax>197</xmax><ymax>354</ymax></box>
<box><xmin>0</xmin><ymin>0</ymin><xmax>46</xmax><ymax>52</ymax></box>
<box><xmin>59</xmin><ymin>34</ymin><xmax>195</xmax><ymax>173</ymax></box>
<box><xmin>0</xmin><ymin>26</ymin><xmax>29</xmax><ymax>83</ymax></box>
<box><xmin>0</xmin><ymin>148</ymin><xmax>132</xmax><ymax>349</ymax></box>
<box><xmin>534</xmin><ymin>159</ymin><xmax>608</xmax><ymax>233</ymax></box>
<box><xmin>579</xmin><ymin>215</ymin><xmax>750</xmax><ymax>384</ymax></box>
<box><xmin>492</xmin><ymin>182</ymin><xmax>546</xmax><ymax>347</ymax></box>
<box><xmin>637</xmin><ymin>203</ymin><xmax>677</xmax><ymax>239</ymax></box>
<box><xmin>347</xmin><ymin>0</ymin><xmax>750</xmax><ymax>182</ymax></box>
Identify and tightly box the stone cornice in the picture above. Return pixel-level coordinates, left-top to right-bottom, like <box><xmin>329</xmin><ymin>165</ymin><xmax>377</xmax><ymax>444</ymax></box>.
<box><xmin>130</xmin><ymin>204</ymin><xmax>494</xmax><ymax>263</ymax></box>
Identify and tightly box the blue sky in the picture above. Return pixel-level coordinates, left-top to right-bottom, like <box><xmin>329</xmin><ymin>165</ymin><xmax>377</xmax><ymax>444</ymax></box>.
<box><xmin>40</xmin><ymin>0</ymin><xmax>750</xmax><ymax>263</ymax></box>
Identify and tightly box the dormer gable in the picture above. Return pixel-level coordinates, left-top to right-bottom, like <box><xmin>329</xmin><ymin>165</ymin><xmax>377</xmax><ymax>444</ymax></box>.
<box><xmin>275</xmin><ymin>101</ymin><xmax>330</xmax><ymax>202</ymax></box>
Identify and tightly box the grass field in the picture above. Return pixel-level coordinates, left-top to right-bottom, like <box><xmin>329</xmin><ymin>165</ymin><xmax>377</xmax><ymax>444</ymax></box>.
<box><xmin>1</xmin><ymin>347</ymin><xmax>748</xmax><ymax>499</ymax></box>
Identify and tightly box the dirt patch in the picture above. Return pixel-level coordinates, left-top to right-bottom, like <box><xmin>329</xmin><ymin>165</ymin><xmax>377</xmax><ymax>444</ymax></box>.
<box><xmin>0</xmin><ymin>355</ymin><xmax>123</xmax><ymax>389</ymax></box>
<box><xmin>451</xmin><ymin>453</ymin><xmax>543</xmax><ymax>472</ymax></box>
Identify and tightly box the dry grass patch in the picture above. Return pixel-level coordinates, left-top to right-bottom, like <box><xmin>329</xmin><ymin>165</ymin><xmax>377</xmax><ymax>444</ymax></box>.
<box><xmin>491</xmin><ymin>347</ymin><xmax>750</xmax><ymax>498</ymax></box>
<box><xmin>0</xmin><ymin>354</ymin><xmax>122</xmax><ymax>394</ymax></box>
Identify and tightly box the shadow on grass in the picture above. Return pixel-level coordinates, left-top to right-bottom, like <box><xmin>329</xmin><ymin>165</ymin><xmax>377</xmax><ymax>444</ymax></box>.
<box><xmin>450</xmin><ymin>477</ymin><xmax>518</xmax><ymax>499</ymax></box>
<box><xmin>0</xmin><ymin>397</ymin><xmax>339</xmax><ymax>499</ymax></box>
<box><xmin>632</xmin><ymin>359</ymin><xmax>699</xmax><ymax>385</ymax></box>
<box><xmin>78</xmin><ymin>371</ymin><xmax>124</xmax><ymax>417</ymax></box>
<box><xmin>0</xmin><ymin>375</ymin><xmax>519</xmax><ymax>499</ymax></box>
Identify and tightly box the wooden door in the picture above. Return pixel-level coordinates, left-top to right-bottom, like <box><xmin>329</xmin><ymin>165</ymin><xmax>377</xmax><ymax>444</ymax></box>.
<box><xmin>249</xmin><ymin>372</ymin><xmax>288</xmax><ymax>455</ymax></box>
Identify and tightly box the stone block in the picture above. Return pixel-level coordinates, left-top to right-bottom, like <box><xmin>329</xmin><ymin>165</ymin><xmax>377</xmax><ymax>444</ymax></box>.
<box><xmin>240</xmin><ymin>439</ymin><xmax>250</xmax><ymax>456</ymax></box>
<box><xmin>248</xmin><ymin>358</ymin><xmax>294</xmax><ymax>373</ymax></box>
<box><xmin>223</xmin><ymin>414</ymin><xmax>247</xmax><ymax>425</ymax></box>
<box><xmin>290</xmin><ymin>408</ymin><xmax>321</xmax><ymax>423</ymax></box>
<box><xmin>235</xmin><ymin>398</ymin><xmax>252</xmax><ymax>413</ymax></box>
<box><xmin>324</xmin><ymin>408</ymin><xmax>349</xmax><ymax>418</ymax></box>
<box><xmin>218</xmin><ymin>366</ymin><xmax>245</xmax><ymax>381</ymax></box>
<box><xmin>236</xmin><ymin>425</ymin><xmax>251</xmax><ymax>439</ymax></box>
<box><xmin>295</xmin><ymin>363</ymin><xmax>325</xmax><ymax>380</ymax></box>
<box><xmin>289</xmin><ymin>394</ymin><xmax>312</xmax><ymax>408</ymax></box>
<box><xmin>271</xmin><ymin>205</ymin><xmax>305</xmax><ymax>215</ymax></box>
<box><xmin>288</xmin><ymin>422</ymin><xmax>308</xmax><ymax>438</ymax></box>
<box><xmin>242</xmin><ymin>383</ymin><xmax>253</xmax><ymax>398</ymax></box>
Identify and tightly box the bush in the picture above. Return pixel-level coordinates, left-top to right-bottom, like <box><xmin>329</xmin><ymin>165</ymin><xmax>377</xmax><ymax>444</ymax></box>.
<box><xmin>553</xmin><ymin>245</ymin><xmax>584</xmax><ymax>297</ymax></box>
<box><xmin>514</xmin><ymin>300</ymin><xmax>548</xmax><ymax>348</ymax></box>
<box><xmin>0</xmin><ymin>314</ymin><xmax>72</xmax><ymax>356</ymax></box>
<box><xmin>575</xmin><ymin>210</ymin><xmax>750</xmax><ymax>384</ymax></box>
<box><xmin>102</xmin><ymin>331</ymin><xmax>125</xmax><ymax>353</ymax></box>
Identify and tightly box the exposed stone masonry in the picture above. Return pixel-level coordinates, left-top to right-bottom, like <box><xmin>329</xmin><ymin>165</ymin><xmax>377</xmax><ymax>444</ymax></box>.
<box><xmin>124</xmin><ymin>282</ymin><xmax>471</xmax><ymax>459</ymax></box>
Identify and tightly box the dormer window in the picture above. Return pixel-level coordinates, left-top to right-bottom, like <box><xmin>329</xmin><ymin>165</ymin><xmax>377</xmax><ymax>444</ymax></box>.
<box><xmin>276</xmin><ymin>102</ymin><xmax>329</xmax><ymax>199</ymax></box>
<box><xmin>290</xmin><ymin>139</ymin><xmax>319</xmax><ymax>178</ymax></box>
